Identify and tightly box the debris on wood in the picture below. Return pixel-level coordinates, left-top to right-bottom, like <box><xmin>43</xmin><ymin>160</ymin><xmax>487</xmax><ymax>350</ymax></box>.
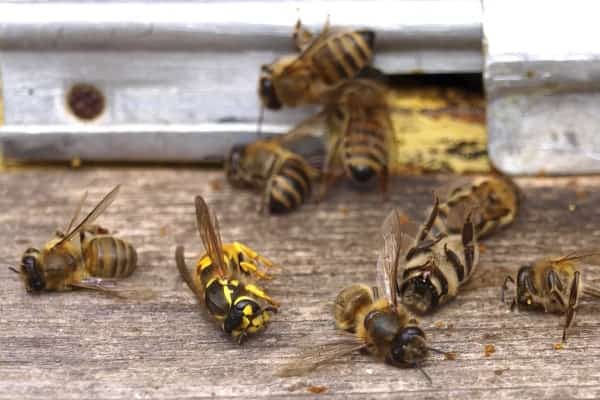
<box><xmin>307</xmin><ymin>386</ymin><xmax>328</xmax><ymax>394</ymax></box>
<box><xmin>484</xmin><ymin>344</ymin><xmax>496</xmax><ymax>357</ymax></box>
<box><xmin>209</xmin><ymin>178</ymin><xmax>224</xmax><ymax>192</ymax></box>
<box><xmin>553</xmin><ymin>343</ymin><xmax>563</xmax><ymax>351</ymax></box>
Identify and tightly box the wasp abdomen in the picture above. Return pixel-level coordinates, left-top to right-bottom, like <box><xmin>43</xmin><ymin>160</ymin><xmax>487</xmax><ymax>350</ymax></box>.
<box><xmin>84</xmin><ymin>236</ymin><xmax>137</xmax><ymax>278</ymax></box>
<box><xmin>311</xmin><ymin>31</ymin><xmax>374</xmax><ymax>85</ymax></box>
<box><xmin>269</xmin><ymin>158</ymin><xmax>312</xmax><ymax>214</ymax></box>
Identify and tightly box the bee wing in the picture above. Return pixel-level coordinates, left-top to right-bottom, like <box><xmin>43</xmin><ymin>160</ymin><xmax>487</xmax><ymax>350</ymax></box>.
<box><xmin>71</xmin><ymin>277</ymin><xmax>156</xmax><ymax>300</ymax></box>
<box><xmin>63</xmin><ymin>190</ymin><xmax>88</xmax><ymax>235</ymax></box>
<box><xmin>276</xmin><ymin>111</ymin><xmax>328</xmax><ymax>171</ymax></box>
<box><xmin>276</xmin><ymin>335</ymin><xmax>368</xmax><ymax>377</ymax></box>
<box><xmin>194</xmin><ymin>196</ymin><xmax>227</xmax><ymax>277</ymax></box>
<box><xmin>377</xmin><ymin>208</ymin><xmax>413</xmax><ymax>306</ymax></box>
<box><xmin>551</xmin><ymin>251</ymin><xmax>600</xmax><ymax>265</ymax></box>
<box><xmin>57</xmin><ymin>185</ymin><xmax>121</xmax><ymax>245</ymax></box>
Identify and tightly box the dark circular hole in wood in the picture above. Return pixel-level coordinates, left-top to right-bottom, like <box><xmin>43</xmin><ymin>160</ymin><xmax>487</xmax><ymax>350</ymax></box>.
<box><xmin>66</xmin><ymin>83</ymin><xmax>105</xmax><ymax>121</ymax></box>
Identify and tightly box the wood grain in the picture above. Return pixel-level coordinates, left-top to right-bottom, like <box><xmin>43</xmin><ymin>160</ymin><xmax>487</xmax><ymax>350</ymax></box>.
<box><xmin>1</xmin><ymin>168</ymin><xmax>600</xmax><ymax>399</ymax></box>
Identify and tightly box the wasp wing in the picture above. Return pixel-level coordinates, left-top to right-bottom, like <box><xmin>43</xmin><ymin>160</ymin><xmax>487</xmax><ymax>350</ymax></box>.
<box><xmin>71</xmin><ymin>277</ymin><xmax>156</xmax><ymax>300</ymax></box>
<box><xmin>276</xmin><ymin>335</ymin><xmax>368</xmax><ymax>377</ymax></box>
<box><xmin>57</xmin><ymin>185</ymin><xmax>120</xmax><ymax>245</ymax></box>
<box><xmin>194</xmin><ymin>196</ymin><xmax>227</xmax><ymax>277</ymax></box>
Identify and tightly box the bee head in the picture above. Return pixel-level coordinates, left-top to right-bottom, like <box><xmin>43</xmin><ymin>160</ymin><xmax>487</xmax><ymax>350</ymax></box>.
<box><xmin>388</xmin><ymin>326</ymin><xmax>428</xmax><ymax>366</ymax></box>
<box><xmin>399</xmin><ymin>276</ymin><xmax>438</xmax><ymax>314</ymax></box>
<box><xmin>225</xmin><ymin>144</ymin><xmax>250</xmax><ymax>188</ymax></box>
<box><xmin>515</xmin><ymin>264</ymin><xmax>537</xmax><ymax>308</ymax></box>
<box><xmin>259</xmin><ymin>65</ymin><xmax>282</xmax><ymax>110</ymax></box>
<box><xmin>19</xmin><ymin>248</ymin><xmax>45</xmax><ymax>292</ymax></box>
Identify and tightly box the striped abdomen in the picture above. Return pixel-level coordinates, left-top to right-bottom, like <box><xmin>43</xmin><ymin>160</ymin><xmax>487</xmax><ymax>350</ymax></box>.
<box><xmin>310</xmin><ymin>30</ymin><xmax>374</xmax><ymax>85</ymax></box>
<box><xmin>83</xmin><ymin>236</ymin><xmax>137</xmax><ymax>278</ymax></box>
<box><xmin>343</xmin><ymin>116</ymin><xmax>389</xmax><ymax>183</ymax></box>
<box><xmin>268</xmin><ymin>157</ymin><xmax>312</xmax><ymax>214</ymax></box>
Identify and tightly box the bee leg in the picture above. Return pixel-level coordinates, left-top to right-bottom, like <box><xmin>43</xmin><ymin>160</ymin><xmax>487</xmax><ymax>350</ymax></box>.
<box><xmin>501</xmin><ymin>276</ymin><xmax>516</xmax><ymax>307</ymax></box>
<box><xmin>417</xmin><ymin>196</ymin><xmax>440</xmax><ymax>242</ymax></box>
<box><xmin>244</xmin><ymin>283</ymin><xmax>279</xmax><ymax>308</ymax></box>
<box><xmin>379</xmin><ymin>166</ymin><xmax>389</xmax><ymax>201</ymax></box>
<box><xmin>259</xmin><ymin>181</ymin><xmax>272</xmax><ymax>215</ymax></box>
<box><xmin>319</xmin><ymin>136</ymin><xmax>342</xmax><ymax>202</ymax></box>
<box><xmin>293</xmin><ymin>18</ymin><xmax>314</xmax><ymax>52</ymax></box>
<box><xmin>461</xmin><ymin>213</ymin><xmax>476</xmax><ymax>278</ymax></box>
<box><xmin>563</xmin><ymin>271</ymin><xmax>581</xmax><ymax>342</ymax></box>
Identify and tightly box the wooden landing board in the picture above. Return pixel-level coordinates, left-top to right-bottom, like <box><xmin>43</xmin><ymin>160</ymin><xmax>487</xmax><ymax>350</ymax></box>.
<box><xmin>1</xmin><ymin>168</ymin><xmax>599</xmax><ymax>399</ymax></box>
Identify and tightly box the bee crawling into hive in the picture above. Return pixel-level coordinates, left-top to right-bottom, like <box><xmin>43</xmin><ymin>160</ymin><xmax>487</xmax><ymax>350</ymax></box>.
<box><xmin>276</xmin><ymin>208</ymin><xmax>450</xmax><ymax>381</ymax></box>
<box><xmin>502</xmin><ymin>251</ymin><xmax>600</xmax><ymax>342</ymax></box>
<box><xmin>175</xmin><ymin>196</ymin><xmax>279</xmax><ymax>343</ymax></box>
<box><xmin>259</xmin><ymin>17</ymin><xmax>375</xmax><ymax>110</ymax></box>
<box><xmin>436</xmin><ymin>174</ymin><xmax>520</xmax><ymax>239</ymax></box>
<box><xmin>9</xmin><ymin>185</ymin><xmax>150</xmax><ymax>299</ymax></box>
<box><xmin>320</xmin><ymin>77</ymin><xmax>393</xmax><ymax>198</ymax></box>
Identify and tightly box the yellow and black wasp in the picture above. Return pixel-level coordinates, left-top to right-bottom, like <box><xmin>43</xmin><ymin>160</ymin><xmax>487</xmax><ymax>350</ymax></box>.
<box><xmin>175</xmin><ymin>196</ymin><xmax>279</xmax><ymax>343</ymax></box>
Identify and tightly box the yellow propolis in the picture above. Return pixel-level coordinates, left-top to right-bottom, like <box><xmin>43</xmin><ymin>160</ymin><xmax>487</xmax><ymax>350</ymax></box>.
<box><xmin>387</xmin><ymin>86</ymin><xmax>490</xmax><ymax>174</ymax></box>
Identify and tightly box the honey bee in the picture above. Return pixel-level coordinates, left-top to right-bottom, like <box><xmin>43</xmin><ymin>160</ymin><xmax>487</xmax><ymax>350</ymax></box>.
<box><xmin>392</xmin><ymin>197</ymin><xmax>479</xmax><ymax>314</ymax></box>
<box><xmin>277</xmin><ymin>208</ymin><xmax>447</xmax><ymax>380</ymax></box>
<box><xmin>502</xmin><ymin>252</ymin><xmax>600</xmax><ymax>342</ymax></box>
<box><xmin>175</xmin><ymin>196</ymin><xmax>279</xmax><ymax>343</ymax></box>
<box><xmin>322</xmin><ymin>78</ymin><xmax>392</xmax><ymax>194</ymax></box>
<box><xmin>226</xmin><ymin>114</ymin><xmax>327</xmax><ymax>214</ymax></box>
<box><xmin>9</xmin><ymin>185</ymin><xmax>144</xmax><ymax>297</ymax></box>
<box><xmin>259</xmin><ymin>18</ymin><xmax>375</xmax><ymax>109</ymax></box>
<box><xmin>438</xmin><ymin>175</ymin><xmax>520</xmax><ymax>239</ymax></box>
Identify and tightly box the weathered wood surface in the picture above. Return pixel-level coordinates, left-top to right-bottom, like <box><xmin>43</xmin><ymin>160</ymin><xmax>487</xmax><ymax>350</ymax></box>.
<box><xmin>1</xmin><ymin>168</ymin><xmax>600</xmax><ymax>400</ymax></box>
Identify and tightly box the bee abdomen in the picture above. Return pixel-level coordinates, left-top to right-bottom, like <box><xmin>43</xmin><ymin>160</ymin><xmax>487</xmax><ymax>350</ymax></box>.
<box><xmin>344</xmin><ymin>123</ymin><xmax>388</xmax><ymax>182</ymax></box>
<box><xmin>268</xmin><ymin>159</ymin><xmax>312</xmax><ymax>214</ymax></box>
<box><xmin>84</xmin><ymin>236</ymin><xmax>138</xmax><ymax>279</ymax></box>
<box><xmin>311</xmin><ymin>31</ymin><xmax>374</xmax><ymax>85</ymax></box>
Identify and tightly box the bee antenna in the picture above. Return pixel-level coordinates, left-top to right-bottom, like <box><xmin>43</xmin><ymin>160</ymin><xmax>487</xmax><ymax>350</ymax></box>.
<box><xmin>8</xmin><ymin>266</ymin><xmax>20</xmax><ymax>274</ymax></box>
<box><xmin>417</xmin><ymin>365</ymin><xmax>433</xmax><ymax>385</ymax></box>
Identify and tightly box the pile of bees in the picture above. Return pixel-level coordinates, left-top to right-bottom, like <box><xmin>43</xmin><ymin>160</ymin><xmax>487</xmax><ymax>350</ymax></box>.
<box><xmin>226</xmin><ymin>19</ymin><xmax>392</xmax><ymax>214</ymax></box>
<box><xmin>10</xmin><ymin>20</ymin><xmax>600</xmax><ymax>383</ymax></box>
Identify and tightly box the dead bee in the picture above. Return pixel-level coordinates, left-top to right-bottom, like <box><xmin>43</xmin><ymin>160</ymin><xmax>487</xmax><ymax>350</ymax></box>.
<box><xmin>226</xmin><ymin>114</ymin><xmax>326</xmax><ymax>214</ymax></box>
<box><xmin>175</xmin><ymin>196</ymin><xmax>279</xmax><ymax>343</ymax></box>
<box><xmin>277</xmin><ymin>208</ymin><xmax>448</xmax><ymax>380</ymax></box>
<box><xmin>438</xmin><ymin>175</ymin><xmax>520</xmax><ymax>238</ymax></box>
<box><xmin>321</xmin><ymin>78</ymin><xmax>392</xmax><ymax>196</ymax></box>
<box><xmin>10</xmin><ymin>186</ymin><xmax>147</xmax><ymax>298</ymax></box>
<box><xmin>502</xmin><ymin>252</ymin><xmax>600</xmax><ymax>342</ymax></box>
<box><xmin>392</xmin><ymin>197</ymin><xmax>479</xmax><ymax>314</ymax></box>
<box><xmin>259</xmin><ymin>18</ymin><xmax>375</xmax><ymax>110</ymax></box>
